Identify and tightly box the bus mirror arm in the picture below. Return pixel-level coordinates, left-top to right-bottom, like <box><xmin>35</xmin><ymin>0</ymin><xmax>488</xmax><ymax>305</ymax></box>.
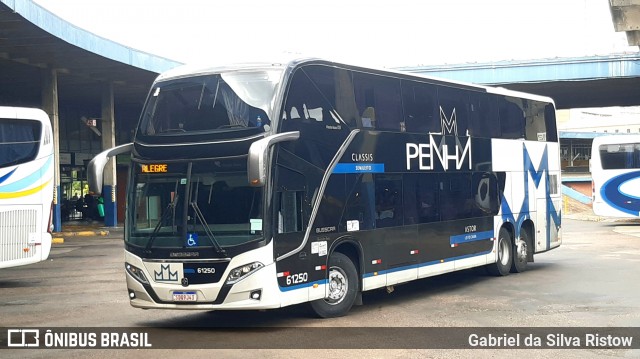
<box><xmin>88</xmin><ymin>143</ymin><xmax>134</xmax><ymax>195</ymax></box>
<box><xmin>247</xmin><ymin>131</ymin><xmax>300</xmax><ymax>187</ymax></box>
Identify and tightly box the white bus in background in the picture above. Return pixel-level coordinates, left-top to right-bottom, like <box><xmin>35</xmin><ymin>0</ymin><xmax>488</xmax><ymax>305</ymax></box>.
<box><xmin>0</xmin><ymin>107</ymin><xmax>55</xmax><ymax>269</ymax></box>
<box><xmin>590</xmin><ymin>134</ymin><xmax>640</xmax><ymax>218</ymax></box>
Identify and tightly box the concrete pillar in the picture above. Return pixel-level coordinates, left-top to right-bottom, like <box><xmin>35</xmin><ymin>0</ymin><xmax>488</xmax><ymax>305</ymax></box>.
<box><xmin>101</xmin><ymin>82</ymin><xmax>118</xmax><ymax>227</ymax></box>
<box><xmin>41</xmin><ymin>68</ymin><xmax>62</xmax><ymax>232</ymax></box>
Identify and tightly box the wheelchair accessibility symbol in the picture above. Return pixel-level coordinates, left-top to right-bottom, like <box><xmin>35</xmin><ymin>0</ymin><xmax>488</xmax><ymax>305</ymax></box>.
<box><xmin>186</xmin><ymin>233</ymin><xmax>199</xmax><ymax>247</ymax></box>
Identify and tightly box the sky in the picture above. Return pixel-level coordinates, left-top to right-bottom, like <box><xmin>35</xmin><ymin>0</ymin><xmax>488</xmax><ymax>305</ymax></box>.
<box><xmin>32</xmin><ymin>0</ymin><xmax>637</xmax><ymax>68</ymax></box>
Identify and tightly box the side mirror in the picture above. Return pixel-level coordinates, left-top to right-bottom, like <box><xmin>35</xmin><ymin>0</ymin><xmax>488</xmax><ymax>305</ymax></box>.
<box><xmin>88</xmin><ymin>143</ymin><xmax>133</xmax><ymax>195</ymax></box>
<box><xmin>247</xmin><ymin>131</ymin><xmax>299</xmax><ymax>187</ymax></box>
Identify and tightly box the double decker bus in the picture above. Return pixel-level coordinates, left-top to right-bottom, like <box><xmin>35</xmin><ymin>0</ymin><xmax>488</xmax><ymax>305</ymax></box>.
<box><xmin>590</xmin><ymin>134</ymin><xmax>640</xmax><ymax>218</ymax></box>
<box><xmin>0</xmin><ymin>106</ymin><xmax>55</xmax><ymax>269</ymax></box>
<box><xmin>89</xmin><ymin>58</ymin><xmax>561</xmax><ymax>317</ymax></box>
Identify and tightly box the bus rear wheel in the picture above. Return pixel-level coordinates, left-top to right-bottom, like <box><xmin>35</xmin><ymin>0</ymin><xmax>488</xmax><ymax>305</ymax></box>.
<box><xmin>487</xmin><ymin>228</ymin><xmax>513</xmax><ymax>276</ymax></box>
<box><xmin>310</xmin><ymin>252</ymin><xmax>359</xmax><ymax>318</ymax></box>
<box><xmin>511</xmin><ymin>229</ymin><xmax>531</xmax><ymax>273</ymax></box>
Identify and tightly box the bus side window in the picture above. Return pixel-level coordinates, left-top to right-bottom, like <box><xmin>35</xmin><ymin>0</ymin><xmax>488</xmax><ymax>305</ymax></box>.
<box><xmin>343</xmin><ymin>174</ymin><xmax>375</xmax><ymax>231</ymax></box>
<box><xmin>402</xmin><ymin>80</ymin><xmax>438</xmax><ymax>134</ymax></box>
<box><xmin>469</xmin><ymin>93</ymin><xmax>500</xmax><ymax>138</ymax></box>
<box><xmin>277</xmin><ymin>191</ymin><xmax>304</xmax><ymax>234</ymax></box>
<box><xmin>524</xmin><ymin>99</ymin><xmax>547</xmax><ymax>142</ymax></box>
<box><xmin>473</xmin><ymin>172</ymin><xmax>499</xmax><ymax>216</ymax></box>
<box><xmin>374</xmin><ymin>175</ymin><xmax>403</xmax><ymax>228</ymax></box>
<box><xmin>498</xmin><ymin>96</ymin><xmax>525</xmax><ymax>139</ymax></box>
<box><xmin>361</xmin><ymin>107</ymin><xmax>376</xmax><ymax>128</ymax></box>
<box><xmin>353</xmin><ymin>72</ymin><xmax>403</xmax><ymax>131</ymax></box>
<box><xmin>544</xmin><ymin>104</ymin><xmax>558</xmax><ymax>142</ymax></box>
<box><xmin>314</xmin><ymin>175</ymin><xmax>346</xmax><ymax>231</ymax></box>
<box><xmin>440</xmin><ymin>174</ymin><xmax>476</xmax><ymax>220</ymax></box>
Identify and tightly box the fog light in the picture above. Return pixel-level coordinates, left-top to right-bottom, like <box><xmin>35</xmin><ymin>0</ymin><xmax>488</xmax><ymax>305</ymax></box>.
<box><xmin>129</xmin><ymin>290</ymin><xmax>136</xmax><ymax>299</ymax></box>
<box><xmin>250</xmin><ymin>290</ymin><xmax>262</xmax><ymax>300</ymax></box>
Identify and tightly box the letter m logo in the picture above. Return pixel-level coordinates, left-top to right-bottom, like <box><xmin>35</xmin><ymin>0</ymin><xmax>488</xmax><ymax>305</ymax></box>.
<box><xmin>154</xmin><ymin>264</ymin><xmax>178</xmax><ymax>282</ymax></box>
<box><xmin>439</xmin><ymin>107</ymin><xmax>457</xmax><ymax>136</ymax></box>
<box><xmin>522</xmin><ymin>144</ymin><xmax>561</xmax><ymax>248</ymax></box>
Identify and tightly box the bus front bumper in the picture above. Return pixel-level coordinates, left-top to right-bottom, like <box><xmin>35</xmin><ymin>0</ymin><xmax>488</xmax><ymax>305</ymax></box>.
<box><xmin>124</xmin><ymin>253</ymin><xmax>283</xmax><ymax>310</ymax></box>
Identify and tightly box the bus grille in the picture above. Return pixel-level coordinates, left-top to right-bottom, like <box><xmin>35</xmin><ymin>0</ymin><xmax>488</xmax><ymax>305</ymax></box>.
<box><xmin>0</xmin><ymin>209</ymin><xmax>37</xmax><ymax>261</ymax></box>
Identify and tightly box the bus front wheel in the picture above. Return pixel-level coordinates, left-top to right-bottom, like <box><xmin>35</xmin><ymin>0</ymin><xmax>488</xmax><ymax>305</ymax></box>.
<box><xmin>487</xmin><ymin>228</ymin><xmax>513</xmax><ymax>276</ymax></box>
<box><xmin>310</xmin><ymin>252</ymin><xmax>359</xmax><ymax>318</ymax></box>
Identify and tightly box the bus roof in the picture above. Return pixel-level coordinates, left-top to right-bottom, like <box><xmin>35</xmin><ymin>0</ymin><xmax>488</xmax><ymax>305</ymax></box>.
<box><xmin>155</xmin><ymin>57</ymin><xmax>555</xmax><ymax>106</ymax></box>
<box><xmin>0</xmin><ymin>106</ymin><xmax>50</xmax><ymax>123</ymax></box>
<box><xmin>591</xmin><ymin>133</ymin><xmax>640</xmax><ymax>146</ymax></box>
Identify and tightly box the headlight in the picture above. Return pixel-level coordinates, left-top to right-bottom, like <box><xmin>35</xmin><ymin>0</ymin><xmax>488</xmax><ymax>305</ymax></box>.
<box><xmin>125</xmin><ymin>263</ymin><xmax>149</xmax><ymax>284</ymax></box>
<box><xmin>225</xmin><ymin>262</ymin><xmax>264</xmax><ymax>285</ymax></box>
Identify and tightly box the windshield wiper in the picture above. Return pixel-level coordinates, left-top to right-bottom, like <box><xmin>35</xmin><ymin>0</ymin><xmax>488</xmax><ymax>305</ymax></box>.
<box><xmin>145</xmin><ymin>194</ymin><xmax>179</xmax><ymax>251</ymax></box>
<box><xmin>190</xmin><ymin>201</ymin><xmax>227</xmax><ymax>256</ymax></box>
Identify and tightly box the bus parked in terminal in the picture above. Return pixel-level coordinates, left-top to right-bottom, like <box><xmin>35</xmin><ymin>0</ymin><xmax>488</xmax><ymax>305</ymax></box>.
<box><xmin>590</xmin><ymin>134</ymin><xmax>640</xmax><ymax>218</ymax></box>
<box><xmin>0</xmin><ymin>106</ymin><xmax>54</xmax><ymax>269</ymax></box>
<box><xmin>89</xmin><ymin>58</ymin><xmax>561</xmax><ymax>317</ymax></box>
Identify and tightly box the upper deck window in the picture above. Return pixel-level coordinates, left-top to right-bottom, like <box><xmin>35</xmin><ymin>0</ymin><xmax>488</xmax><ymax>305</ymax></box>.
<box><xmin>138</xmin><ymin>71</ymin><xmax>281</xmax><ymax>137</ymax></box>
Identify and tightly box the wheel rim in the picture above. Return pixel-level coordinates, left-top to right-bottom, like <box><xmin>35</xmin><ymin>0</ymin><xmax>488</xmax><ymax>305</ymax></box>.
<box><xmin>516</xmin><ymin>239</ymin><xmax>527</xmax><ymax>263</ymax></box>
<box><xmin>326</xmin><ymin>266</ymin><xmax>348</xmax><ymax>305</ymax></box>
<box><xmin>498</xmin><ymin>237</ymin><xmax>510</xmax><ymax>266</ymax></box>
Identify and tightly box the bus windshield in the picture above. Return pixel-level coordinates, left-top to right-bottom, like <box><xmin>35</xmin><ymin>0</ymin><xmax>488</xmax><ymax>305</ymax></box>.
<box><xmin>138</xmin><ymin>71</ymin><xmax>281</xmax><ymax>136</ymax></box>
<box><xmin>0</xmin><ymin>118</ymin><xmax>41</xmax><ymax>168</ymax></box>
<box><xmin>599</xmin><ymin>143</ymin><xmax>640</xmax><ymax>170</ymax></box>
<box><xmin>127</xmin><ymin>159</ymin><xmax>264</xmax><ymax>249</ymax></box>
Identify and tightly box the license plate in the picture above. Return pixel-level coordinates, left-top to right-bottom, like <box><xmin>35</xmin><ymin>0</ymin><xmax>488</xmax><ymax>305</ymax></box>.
<box><xmin>172</xmin><ymin>291</ymin><xmax>197</xmax><ymax>302</ymax></box>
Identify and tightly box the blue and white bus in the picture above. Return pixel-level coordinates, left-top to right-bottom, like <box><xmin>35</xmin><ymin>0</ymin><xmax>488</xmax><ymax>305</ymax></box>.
<box><xmin>590</xmin><ymin>134</ymin><xmax>640</xmax><ymax>218</ymax></box>
<box><xmin>89</xmin><ymin>58</ymin><xmax>562</xmax><ymax>317</ymax></box>
<box><xmin>0</xmin><ymin>106</ymin><xmax>55</xmax><ymax>269</ymax></box>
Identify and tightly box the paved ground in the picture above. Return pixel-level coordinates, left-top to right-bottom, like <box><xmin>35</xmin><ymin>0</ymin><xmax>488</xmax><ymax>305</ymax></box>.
<box><xmin>52</xmin><ymin>220</ymin><xmax>122</xmax><ymax>243</ymax></box>
<box><xmin>2</xmin><ymin>206</ymin><xmax>638</xmax><ymax>358</ymax></box>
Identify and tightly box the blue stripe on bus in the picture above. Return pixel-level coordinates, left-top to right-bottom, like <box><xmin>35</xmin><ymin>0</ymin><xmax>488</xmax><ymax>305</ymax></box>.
<box><xmin>0</xmin><ymin>168</ymin><xmax>16</xmax><ymax>185</ymax></box>
<box><xmin>277</xmin><ymin>250</ymin><xmax>493</xmax><ymax>292</ymax></box>
<box><xmin>601</xmin><ymin>170</ymin><xmax>640</xmax><ymax>216</ymax></box>
<box><xmin>449</xmin><ymin>230</ymin><xmax>494</xmax><ymax>246</ymax></box>
<box><xmin>0</xmin><ymin>156</ymin><xmax>53</xmax><ymax>192</ymax></box>
<box><xmin>362</xmin><ymin>250</ymin><xmax>492</xmax><ymax>278</ymax></box>
<box><xmin>333</xmin><ymin>163</ymin><xmax>385</xmax><ymax>174</ymax></box>
<box><xmin>278</xmin><ymin>279</ymin><xmax>327</xmax><ymax>292</ymax></box>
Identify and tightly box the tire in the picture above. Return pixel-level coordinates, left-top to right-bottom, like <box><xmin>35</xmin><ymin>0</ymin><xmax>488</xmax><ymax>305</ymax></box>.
<box><xmin>310</xmin><ymin>252</ymin><xmax>359</xmax><ymax>318</ymax></box>
<box><xmin>486</xmin><ymin>228</ymin><xmax>513</xmax><ymax>276</ymax></box>
<box><xmin>511</xmin><ymin>228</ymin><xmax>531</xmax><ymax>273</ymax></box>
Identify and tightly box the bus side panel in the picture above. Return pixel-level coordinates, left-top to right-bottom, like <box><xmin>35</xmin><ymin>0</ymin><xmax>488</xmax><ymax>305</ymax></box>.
<box><xmin>491</xmin><ymin>139</ymin><xmax>561</xmax><ymax>253</ymax></box>
<box><xmin>0</xmin><ymin>151</ymin><xmax>54</xmax><ymax>268</ymax></box>
<box><xmin>359</xmin><ymin>219</ymin><xmax>494</xmax><ymax>290</ymax></box>
<box><xmin>542</xmin><ymin>142</ymin><xmax>562</xmax><ymax>250</ymax></box>
<box><xmin>380</xmin><ymin>225</ymin><xmax>418</xmax><ymax>286</ymax></box>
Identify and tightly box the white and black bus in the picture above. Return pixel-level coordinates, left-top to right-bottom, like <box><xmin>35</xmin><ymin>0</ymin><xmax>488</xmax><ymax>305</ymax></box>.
<box><xmin>89</xmin><ymin>58</ymin><xmax>561</xmax><ymax>317</ymax></box>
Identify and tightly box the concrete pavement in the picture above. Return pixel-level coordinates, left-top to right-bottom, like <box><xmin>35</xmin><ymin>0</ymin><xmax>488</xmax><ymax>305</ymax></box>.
<box><xmin>52</xmin><ymin>220</ymin><xmax>123</xmax><ymax>243</ymax></box>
